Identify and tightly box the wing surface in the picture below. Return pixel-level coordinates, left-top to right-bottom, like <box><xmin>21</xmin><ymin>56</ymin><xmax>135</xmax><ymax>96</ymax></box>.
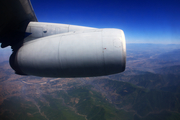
<box><xmin>0</xmin><ymin>0</ymin><xmax>37</xmax><ymax>48</ymax></box>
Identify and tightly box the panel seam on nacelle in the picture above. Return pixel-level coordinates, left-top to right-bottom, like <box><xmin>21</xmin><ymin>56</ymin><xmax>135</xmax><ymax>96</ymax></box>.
<box><xmin>101</xmin><ymin>30</ymin><xmax>106</xmax><ymax>75</ymax></box>
<box><xmin>68</xmin><ymin>25</ymin><xmax>70</xmax><ymax>32</ymax></box>
<box><xmin>58</xmin><ymin>35</ymin><xmax>62</xmax><ymax>75</ymax></box>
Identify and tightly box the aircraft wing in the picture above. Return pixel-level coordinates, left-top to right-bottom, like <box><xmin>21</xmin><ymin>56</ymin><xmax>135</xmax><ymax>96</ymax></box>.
<box><xmin>0</xmin><ymin>0</ymin><xmax>37</xmax><ymax>48</ymax></box>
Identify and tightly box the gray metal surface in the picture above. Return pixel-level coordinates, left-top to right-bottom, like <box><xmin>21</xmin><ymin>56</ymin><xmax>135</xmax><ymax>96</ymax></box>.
<box><xmin>24</xmin><ymin>22</ymin><xmax>95</xmax><ymax>43</ymax></box>
<box><xmin>15</xmin><ymin>29</ymin><xmax>126</xmax><ymax>77</ymax></box>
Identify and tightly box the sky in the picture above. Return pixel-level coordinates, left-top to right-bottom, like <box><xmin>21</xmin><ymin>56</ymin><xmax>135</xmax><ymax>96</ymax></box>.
<box><xmin>0</xmin><ymin>0</ymin><xmax>180</xmax><ymax>53</ymax></box>
<box><xmin>30</xmin><ymin>0</ymin><xmax>180</xmax><ymax>44</ymax></box>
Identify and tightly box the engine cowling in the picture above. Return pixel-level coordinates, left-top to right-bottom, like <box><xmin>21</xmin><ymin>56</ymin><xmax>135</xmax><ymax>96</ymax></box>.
<box><xmin>10</xmin><ymin>28</ymin><xmax>126</xmax><ymax>77</ymax></box>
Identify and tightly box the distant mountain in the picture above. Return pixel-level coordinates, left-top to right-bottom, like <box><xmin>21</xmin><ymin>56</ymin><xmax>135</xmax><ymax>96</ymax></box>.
<box><xmin>109</xmin><ymin>71</ymin><xmax>180</xmax><ymax>92</ymax></box>
<box><xmin>149</xmin><ymin>49</ymin><xmax>180</xmax><ymax>67</ymax></box>
<box><xmin>92</xmin><ymin>79</ymin><xmax>180</xmax><ymax>120</ymax></box>
<box><xmin>126</xmin><ymin>43</ymin><xmax>180</xmax><ymax>52</ymax></box>
<box><xmin>155</xmin><ymin>49</ymin><xmax>180</xmax><ymax>60</ymax></box>
<box><xmin>156</xmin><ymin>65</ymin><xmax>180</xmax><ymax>75</ymax></box>
<box><xmin>125</xmin><ymin>44</ymin><xmax>180</xmax><ymax>74</ymax></box>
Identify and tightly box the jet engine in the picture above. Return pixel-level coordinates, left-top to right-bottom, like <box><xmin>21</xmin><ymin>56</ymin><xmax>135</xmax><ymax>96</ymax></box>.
<box><xmin>10</xmin><ymin>27</ymin><xmax>126</xmax><ymax>77</ymax></box>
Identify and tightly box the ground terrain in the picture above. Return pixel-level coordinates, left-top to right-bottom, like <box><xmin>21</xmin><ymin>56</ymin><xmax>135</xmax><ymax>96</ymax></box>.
<box><xmin>0</xmin><ymin>43</ymin><xmax>180</xmax><ymax>120</ymax></box>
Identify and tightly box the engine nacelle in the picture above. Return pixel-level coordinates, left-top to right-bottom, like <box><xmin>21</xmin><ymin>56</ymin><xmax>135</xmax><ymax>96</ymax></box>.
<box><xmin>10</xmin><ymin>28</ymin><xmax>126</xmax><ymax>77</ymax></box>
